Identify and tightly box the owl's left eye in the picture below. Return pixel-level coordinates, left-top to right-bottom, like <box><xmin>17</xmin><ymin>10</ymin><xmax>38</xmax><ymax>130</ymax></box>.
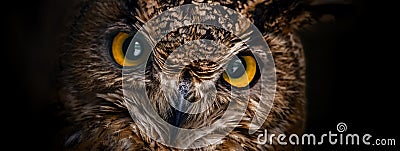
<box><xmin>110</xmin><ymin>32</ymin><xmax>148</xmax><ymax>67</ymax></box>
<box><xmin>222</xmin><ymin>55</ymin><xmax>259</xmax><ymax>88</ymax></box>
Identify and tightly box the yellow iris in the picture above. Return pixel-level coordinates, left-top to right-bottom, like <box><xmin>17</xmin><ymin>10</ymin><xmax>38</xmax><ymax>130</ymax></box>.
<box><xmin>222</xmin><ymin>56</ymin><xmax>257</xmax><ymax>88</ymax></box>
<box><xmin>111</xmin><ymin>32</ymin><xmax>146</xmax><ymax>67</ymax></box>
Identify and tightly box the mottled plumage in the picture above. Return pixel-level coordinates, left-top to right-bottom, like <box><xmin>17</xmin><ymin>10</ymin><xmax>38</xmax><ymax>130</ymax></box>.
<box><xmin>57</xmin><ymin>0</ymin><xmax>336</xmax><ymax>150</ymax></box>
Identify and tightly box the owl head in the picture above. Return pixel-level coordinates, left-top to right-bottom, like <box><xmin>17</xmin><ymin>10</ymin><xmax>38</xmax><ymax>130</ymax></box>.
<box><xmin>58</xmin><ymin>0</ymin><xmax>346</xmax><ymax>150</ymax></box>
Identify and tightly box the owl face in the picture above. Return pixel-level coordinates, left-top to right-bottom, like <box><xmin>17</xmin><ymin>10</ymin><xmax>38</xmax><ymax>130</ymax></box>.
<box><xmin>59</xmin><ymin>0</ymin><xmax>313</xmax><ymax>150</ymax></box>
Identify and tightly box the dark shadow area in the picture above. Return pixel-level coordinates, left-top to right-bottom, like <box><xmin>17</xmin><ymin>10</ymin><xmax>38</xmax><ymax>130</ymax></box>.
<box><xmin>301</xmin><ymin>0</ymin><xmax>399</xmax><ymax>150</ymax></box>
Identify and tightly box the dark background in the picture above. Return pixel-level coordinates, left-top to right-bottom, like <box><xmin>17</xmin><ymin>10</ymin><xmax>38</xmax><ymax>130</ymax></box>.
<box><xmin>4</xmin><ymin>0</ymin><xmax>398</xmax><ymax>150</ymax></box>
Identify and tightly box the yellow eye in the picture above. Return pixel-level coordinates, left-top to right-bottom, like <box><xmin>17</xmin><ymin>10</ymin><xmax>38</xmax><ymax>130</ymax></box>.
<box><xmin>111</xmin><ymin>32</ymin><xmax>148</xmax><ymax>67</ymax></box>
<box><xmin>222</xmin><ymin>56</ymin><xmax>258</xmax><ymax>88</ymax></box>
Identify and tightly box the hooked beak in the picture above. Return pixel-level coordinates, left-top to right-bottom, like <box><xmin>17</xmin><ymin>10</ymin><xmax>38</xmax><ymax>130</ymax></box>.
<box><xmin>169</xmin><ymin>86</ymin><xmax>189</xmax><ymax>127</ymax></box>
<box><xmin>168</xmin><ymin>71</ymin><xmax>191</xmax><ymax>143</ymax></box>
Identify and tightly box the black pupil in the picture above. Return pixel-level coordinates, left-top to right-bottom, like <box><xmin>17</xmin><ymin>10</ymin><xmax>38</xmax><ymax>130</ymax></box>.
<box><xmin>122</xmin><ymin>36</ymin><xmax>143</xmax><ymax>60</ymax></box>
<box><xmin>226</xmin><ymin>57</ymin><xmax>246</xmax><ymax>78</ymax></box>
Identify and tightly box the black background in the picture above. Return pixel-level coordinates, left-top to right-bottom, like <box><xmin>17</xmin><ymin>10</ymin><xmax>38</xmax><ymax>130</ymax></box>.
<box><xmin>3</xmin><ymin>0</ymin><xmax>399</xmax><ymax>150</ymax></box>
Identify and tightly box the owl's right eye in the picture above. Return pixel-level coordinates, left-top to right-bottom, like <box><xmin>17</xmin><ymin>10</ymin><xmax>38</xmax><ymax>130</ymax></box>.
<box><xmin>110</xmin><ymin>32</ymin><xmax>148</xmax><ymax>67</ymax></box>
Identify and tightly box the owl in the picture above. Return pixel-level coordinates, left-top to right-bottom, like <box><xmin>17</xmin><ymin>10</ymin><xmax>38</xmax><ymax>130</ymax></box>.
<box><xmin>57</xmin><ymin>0</ymin><xmax>341</xmax><ymax>150</ymax></box>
